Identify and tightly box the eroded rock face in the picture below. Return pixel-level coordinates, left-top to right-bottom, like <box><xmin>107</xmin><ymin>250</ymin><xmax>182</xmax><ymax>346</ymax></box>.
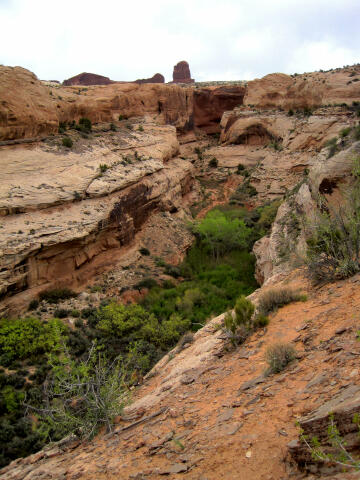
<box><xmin>134</xmin><ymin>73</ymin><xmax>165</xmax><ymax>84</ymax></box>
<box><xmin>0</xmin><ymin>66</ymin><xmax>194</xmax><ymax>141</ymax></box>
<box><xmin>0</xmin><ymin>123</ymin><xmax>194</xmax><ymax>314</ymax></box>
<box><xmin>63</xmin><ymin>72</ymin><xmax>113</xmax><ymax>86</ymax></box>
<box><xmin>289</xmin><ymin>385</ymin><xmax>360</xmax><ymax>474</ymax></box>
<box><xmin>193</xmin><ymin>86</ymin><xmax>245</xmax><ymax>134</ymax></box>
<box><xmin>172</xmin><ymin>60</ymin><xmax>194</xmax><ymax>84</ymax></box>
<box><xmin>245</xmin><ymin>66</ymin><xmax>360</xmax><ymax>109</ymax></box>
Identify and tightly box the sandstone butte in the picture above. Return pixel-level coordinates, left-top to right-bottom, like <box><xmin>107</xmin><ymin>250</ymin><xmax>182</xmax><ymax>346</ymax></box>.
<box><xmin>172</xmin><ymin>60</ymin><xmax>195</xmax><ymax>84</ymax></box>
<box><xmin>1</xmin><ymin>62</ymin><xmax>360</xmax><ymax>480</ymax></box>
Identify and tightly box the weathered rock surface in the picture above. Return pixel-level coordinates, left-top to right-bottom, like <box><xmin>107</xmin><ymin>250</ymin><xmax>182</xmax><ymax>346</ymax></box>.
<box><xmin>172</xmin><ymin>60</ymin><xmax>194</xmax><ymax>84</ymax></box>
<box><xmin>134</xmin><ymin>73</ymin><xmax>165</xmax><ymax>84</ymax></box>
<box><xmin>289</xmin><ymin>385</ymin><xmax>360</xmax><ymax>474</ymax></box>
<box><xmin>63</xmin><ymin>72</ymin><xmax>113</xmax><ymax>86</ymax></box>
<box><xmin>0</xmin><ymin>122</ymin><xmax>194</xmax><ymax>314</ymax></box>
<box><xmin>244</xmin><ymin>66</ymin><xmax>360</xmax><ymax>109</ymax></box>
<box><xmin>193</xmin><ymin>86</ymin><xmax>246</xmax><ymax>134</ymax></box>
<box><xmin>0</xmin><ymin>66</ymin><xmax>194</xmax><ymax>141</ymax></box>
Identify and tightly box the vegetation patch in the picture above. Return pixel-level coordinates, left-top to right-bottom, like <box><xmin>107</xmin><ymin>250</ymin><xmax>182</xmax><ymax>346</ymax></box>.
<box><xmin>258</xmin><ymin>287</ymin><xmax>306</xmax><ymax>315</ymax></box>
<box><xmin>265</xmin><ymin>342</ymin><xmax>296</xmax><ymax>374</ymax></box>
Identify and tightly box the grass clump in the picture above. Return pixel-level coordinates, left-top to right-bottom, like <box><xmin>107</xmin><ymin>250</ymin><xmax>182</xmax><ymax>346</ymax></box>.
<box><xmin>208</xmin><ymin>157</ymin><xmax>218</xmax><ymax>168</ymax></box>
<box><xmin>265</xmin><ymin>342</ymin><xmax>296</xmax><ymax>374</ymax></box>
<box><xmin>139</xmin><ymin>247</ymin><xmax>150</xmax><ymax>256</ymax></box>
<box><xmin>258</xmin><ymin>287</ymin><xmax>306</xmax><ymax>315</ymax></box>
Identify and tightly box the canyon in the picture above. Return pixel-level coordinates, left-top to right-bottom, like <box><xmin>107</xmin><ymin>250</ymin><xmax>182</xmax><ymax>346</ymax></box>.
<box><xmin>1</xmin><ymin>62</ymin><xmax>360</xmax><ymax>479</ymax></box>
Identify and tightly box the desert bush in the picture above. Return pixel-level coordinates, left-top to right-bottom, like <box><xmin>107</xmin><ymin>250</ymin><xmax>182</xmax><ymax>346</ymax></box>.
<box><xmin>39</xmin><ymin>288</ymin><xmax>77</xmax><ymax>304</ymax></box>
<box><xmin>139</xmin><ymin>247</ymin><xmax>150</xmax><ymax>256</ymax></box>
<box><xmin>28</xmin><ymin>299</ymin><xmax>39</xmax><ymax>311</ymax></box>
<box><xmin>265</xmin><ymin>342</ymin><xmax>295</xmax><ymax>374</ymax></box>
<box><xmin>306</xmin><ymin>160</ymin><xmax>360</xmax><ymax>283</ymax></box>
<box><xmin>258</xmin><ymin>287</ymin><xmax>305</xmax><ymax>315</ymax></box>
<box><xmin>110</xmin><ymin>123</ymin><xmax>117</xmax><ymax>131</ymax></box>
<box><xmin>78</xmin><ymin>117</ymin><xmax>92</xmax><ymax>133</ymax></box>
<box><xmin>340</xmin><ymin>127</ymin><xmax>351</xmax><ymax>138</ymax></box>
<box><xmin>208</xmin><ymin>157</ymin><xmax>218</xmax><ymax>168</ymax></box>
<box><xmin>177</xmin><ymin>331</ymin><xmax>194</xmax><ymax>350</ymax></box>
<box><xmin>99</xmin><ymin>163</ymin><xmax>108</xmax><ymax>173</ymax></box>
<box><xmin>32</xmin><ymin>343</ymin><xmax>130</xmax><ymax>439</ymax></box>
<box><xmin>138</xmin><ymin>125</ymin><xmax>144</xmax><ymax>132</ymax></box>
<box><xmin>223</xmin><ymin>295</ymin><xmax>255</xmax><ymax>345</ymax></box>
<box><xmin>53</xmin><ymin>308</ymin><xmax>70</xmax><ymax>319</ymax></box>
<box><xmin>62</xmin><ymin>137</ymin><xmax>73</xmax><ymax>148</ymax></box>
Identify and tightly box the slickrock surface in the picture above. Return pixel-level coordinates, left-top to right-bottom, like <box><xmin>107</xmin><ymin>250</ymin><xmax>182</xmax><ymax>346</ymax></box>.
<box><xmin>0</xmin><ymin>122</ymin><xmax>194</xmax><ymax>314</ymax></box>
<box><xmin>3</xmin><ymin>270</ymin><xmax>360</xmax><ymax>479</ymax></box>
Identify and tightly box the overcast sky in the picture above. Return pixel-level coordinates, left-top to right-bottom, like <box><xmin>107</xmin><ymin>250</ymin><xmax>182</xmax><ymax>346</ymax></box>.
<box><xmin>1</xmin><ymin>0</ymin><xmax>359</xmax><ymax>83</ymax></box>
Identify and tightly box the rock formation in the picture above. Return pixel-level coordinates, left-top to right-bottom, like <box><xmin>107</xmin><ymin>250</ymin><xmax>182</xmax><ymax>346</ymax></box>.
<box><xmin>172</xmin><ymin>60</ymin><xmax>194</xmax><ymax>84</ymax></box>
<box><xmin>193</xmin><ymin>85</ymin><xmax>246</xmax><ymax>134</ymax></box>
<box><xmin>0</xmin><ymin>66</ymin><xmax>194</xmax><ymax>141</ymax></box>
<box><xmin>63</xmin><ymin>72</ymin><xmax>112</xmax><ymax>86</ymax></box>
<box><xmin>134</xmin><ymin>73</ymin><xmax>165</xmax><ymax>84</ymax></box>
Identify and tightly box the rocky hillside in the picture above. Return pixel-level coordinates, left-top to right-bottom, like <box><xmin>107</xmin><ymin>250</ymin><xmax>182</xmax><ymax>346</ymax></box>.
<box><xmin>1</xmin><ymin>63</ymin><xmax>360</xmax><ymax>479</ymax></box>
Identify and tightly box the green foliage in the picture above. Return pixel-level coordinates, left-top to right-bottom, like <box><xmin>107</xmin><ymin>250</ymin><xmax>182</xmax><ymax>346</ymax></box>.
<box><xmin>0</xmin><ymin>317</ymin><xmax>67</xmax><ymax>364</ymax></box>
<box><xmin>139</xmin><ymin>247</ymin><xmax>150</xmax><ymax>256</ymax></box>
<box><xmin>138</xmin><ymin>125</ymin><xmax>144</xmax><ymax>132</ymax></box>
<box><xmin>110</xmin><ymin>122</ymin><xmax>117</xmax><ymax>131</ymax></box>
<box><xmin>62</xmin><ymin>137</ymin><xmax>73</xmax><ymax>148</ymax></box>
<box><xmin>192</xmin><ymin>209</ymin><xmax>251</xmax><ymax>259</ymax></box>
<box><xmin>229</xmin><ymin>179</ymin><xmax>258</xmax><ymax>205</ymax></box>
<box><xmin>99</xmin><ymin>163</ymin><xmax>108</xmax><ymax>173</ymax></box>
<box><xmin>236</xmin><ymin>163</ymin><xmax>245</xmax><ymax>174</ymax></box>
<box><xmin>39</xmin><ymin>288</ymin><xmax>77</xmax><ymax>304</ymax></box>
<box><xmin>258</xmin><ymin>287</ymin><xmax>305</xmax><ymax>315</ymax></box>
<box><xmin>306</xmin><ymin>160</ymin><xmax>360</xmax><ymax>283</ymax></box>
<box><xmin>265</xmin><ymin>342</ymin><xmax>295</xmax><ymax>374</ymax></box>
<box><xmin>268</xmin><ymin>140</ymin><xmax>283</xmax><ymax>151</ymax></box>
<box><xmin>288</xmin><ymin>109</ymin><xmax>294</xmax><ymax>116</ymax></box>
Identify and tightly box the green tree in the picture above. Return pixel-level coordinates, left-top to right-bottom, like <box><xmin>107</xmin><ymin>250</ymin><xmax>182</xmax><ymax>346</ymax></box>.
<box><xmin>193</xmin><ymin>210</ymin><xmax>251</xmax><ymax>259</ymax></box>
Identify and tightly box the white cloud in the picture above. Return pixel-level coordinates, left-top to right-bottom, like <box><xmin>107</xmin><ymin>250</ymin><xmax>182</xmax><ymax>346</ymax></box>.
<box><xmin>0</xmin><ymin>0</ymin><xmax>359</xmax><ymax>82</ymax></box>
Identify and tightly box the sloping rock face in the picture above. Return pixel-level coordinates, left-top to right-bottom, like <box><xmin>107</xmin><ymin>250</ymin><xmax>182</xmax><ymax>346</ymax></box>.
<box><xmin>172</xmin><ymin>60</ymin><xmax>194</xmax><ymax>84</ymax></box>
<box><xmin>0</xmin><ymin>122</ymin><xmax>194</xmax><ymax>314</ymax></box>
<box><xmin>193</xmin><ymin>86</ymin><xmax>246</xmax><ymax>134</ymax></box>
<box><xmin>245</xmin><ymin>65</ymin><xmax>360</xmax><ymax>109</ymax></box>
<box><xmin>134</xmin><ymin>73</ymin><xmax>165</xmax><ymax>84</ymax></box>
<box><xmin>63</xmin><ymin>72</ymin><xmax>112</xmax><ymax>86</ymax></box>
<box><xmin>289</xmin><ymin>385</ymin><xmax>360</xmax><ymax>474</ymax></box>
<box><xmin>0</xmin><ymin>66</ymin><xmax>194</xmax><ymax>141</ymax></box>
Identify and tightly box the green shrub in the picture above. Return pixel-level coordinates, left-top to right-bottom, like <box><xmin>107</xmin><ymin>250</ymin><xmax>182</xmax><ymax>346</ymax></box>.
<box><xmin>78</xmin><ymin>117</ymin><xmax>92</xmax><ymax>132</ymax></box>
<box><xmin>135</xmin><ymin>278</ymin><xmax>158</xmax><ymax>290</ymax></box>
<box><xmin>236</xmin><ymin>164</ymin><xmax>245</xmax><ymax>174</ymax></box>
<box><xmin>265</xmin><ymin>342</ymin><xmax>295</xmax><ymax>374</ymax></box>
<box><xmin>39</xmin><ymin>288</ymin><xmax>77</xmax><ymax>304</ymax></box>
<box><xmin>208</xmin><ymin>157</ymin><xmax>218</xmax><ymax>168</ymax></box>
<box><xmin>288</xmin><ymin>109</ymin><xmax>294</xmax><ymax>116</ymax></box>
<box><xmin>62</xmin><ymin>137</ymin><xmax>73</xmax><ymax>148</ymax></box>
<box><xmin>35</xmin><ymin>344</ymin><xmax>130</xmax><ymax>439</ymax></box>
<box><xmin>28</xmin><ymin>299</ymin><xmax>39</xmax><ymax>311</ymax></box>
<box><xmin>99</xmin><ymin>163</ymin><xmax>108</xmax><ymax>173</ymax></box>
<box><xmin>340</xmin><ymin>127</ymin><xmax>351</xmax><ymax>138</ymax></box>
<box><xmin>258</xmin><ymin>287</ymin><xmax>305</xmax><ymax>315</ymax></box>
<box><xmin>253</xmin><ymin>314</ymin><xmax>269</xmax><ymax>328</ymax></box>
<box><xmin>110</xmin><ymin>123</ymin><xmax>117</xmax><ymax>131</ymax></box>
<box><xmin>234</xmin><ymin>295</ymin><xmax>255</xmax><ymax>328</ymax></box>
<box><xmin>139</xmin><ymin>247</ymin><xmax>150</xmax><ymax>256</ymax></box>
<box><xmin>306</xmin><ymin>160</ymin><xmax>360</xmax><ymax>283</ymax></box>
<box><xmin>53</xmin><ymin>308</ymin><xmax>70</xmax><ymax>319</ymax></box>
<box><xmin>0</xmin><ymin>317</ymin><xmax>67</xmax><ymax>363</ymax></box>
<box><xmin>138</xmin><ymin>125</ymin><xmax>144</xmax><ymax>132</ymax></box>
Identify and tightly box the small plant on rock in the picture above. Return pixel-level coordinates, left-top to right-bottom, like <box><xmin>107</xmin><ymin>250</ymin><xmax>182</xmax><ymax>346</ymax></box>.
<box><xmin>265</xmin><ymin>342</ymin><xmax>295</xmax><ymax>374</ymax></box>
<box><xmin>62</xmin><ymin>137</ymin><xmax>73</xmax><ymax>148</ymax></box>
